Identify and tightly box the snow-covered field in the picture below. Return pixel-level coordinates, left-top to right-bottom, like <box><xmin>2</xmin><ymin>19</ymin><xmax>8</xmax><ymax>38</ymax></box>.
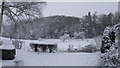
<box><xmin>0</xmin><ymin>37</ymin><xmax>96</xmax><ymax>51</ymax></box>
<box><xmin>2</xmin><ymin>49</ymin><xmax>101</xmax><ymax>66</ymax></box>
<box><xmin>21</xmin><ymin>39</ymin><xmax>96</xmax><ymax>51</ymax></box>
<box><xmin>1</xmin><ymin>37</ymin><xmax>102</xmax><ymax>66</ymax></box>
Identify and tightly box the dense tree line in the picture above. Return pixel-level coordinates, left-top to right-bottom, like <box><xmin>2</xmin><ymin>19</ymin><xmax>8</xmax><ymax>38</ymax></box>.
<box><xmin>82</xmin><ymin>12</ymin><xmax>120</xmax><ymax>38</ymax></box>
<box><xmin>2</xmin><ymin>12</ymin><xmax>120</xmax><ymax>39</ymax></box>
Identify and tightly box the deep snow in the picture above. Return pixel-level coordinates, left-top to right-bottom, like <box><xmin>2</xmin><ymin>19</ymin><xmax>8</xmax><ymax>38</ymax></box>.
<box><xmin>2</xmin><ymin>49</ymin><xmax>101</xmax><ymax>66</ymax></box>
<box><xmin>1</xmin><ymin>37</ymin><xmax>101</xmax><ymax>66</ymax></box>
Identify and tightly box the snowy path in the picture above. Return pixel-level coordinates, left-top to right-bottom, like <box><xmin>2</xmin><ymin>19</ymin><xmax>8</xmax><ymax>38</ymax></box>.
<box><xmin>2</xmin><ymin>49</ymin><xmax>102</xmax><ymax>66</ymax></box>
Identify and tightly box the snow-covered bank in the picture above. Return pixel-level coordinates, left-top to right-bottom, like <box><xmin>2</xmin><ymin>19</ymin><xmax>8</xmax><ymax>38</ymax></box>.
<box><xmin>2</xmin><ymin>49</ymin><xmax>101</xmax><ymax>66</ymax></box>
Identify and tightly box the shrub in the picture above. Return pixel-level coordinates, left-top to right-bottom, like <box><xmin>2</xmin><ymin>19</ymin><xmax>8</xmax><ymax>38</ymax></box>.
<box><xmin>80</xmin><ymin>44</ymin><xmax>98</xmax><ymax>53</ymax></box>
<box><xmin>101</xmin><ymin>45</ymin><xmax>120</xmax><ymax>67</ymax></box>
<box><xmin>101</xmin><ymin>26</ymin><xmax>120</xmax><ymax>67</ymax></box>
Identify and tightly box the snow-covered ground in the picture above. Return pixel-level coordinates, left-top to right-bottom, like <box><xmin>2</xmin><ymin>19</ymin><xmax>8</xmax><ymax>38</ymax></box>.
<box><xmin>2</xmin><ymin>49</ymin><xmax>101</xmax><ymax>66</ymax></box>
<box><xmin>1</xmin><ymin>37</ymin><xmax>102</xmax><ymax>66</ymax></box>
<box><xmin>57</xmin><ymin>39</ymin><xmax>96</xmax><ymax>51</ymax></box>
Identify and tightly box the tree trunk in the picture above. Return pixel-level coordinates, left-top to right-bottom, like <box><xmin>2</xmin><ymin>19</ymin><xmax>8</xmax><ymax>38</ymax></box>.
<box><xmin>0</xmin><ymin>2</ymin><xmax>4</xmax><ymax>36</ymax></box>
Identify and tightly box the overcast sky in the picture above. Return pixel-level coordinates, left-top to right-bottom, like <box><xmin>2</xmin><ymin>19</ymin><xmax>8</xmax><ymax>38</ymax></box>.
<box><xmin>43</xmin><ymin>2</ymin><xmax>118</xmax><ymax>17</ymax></box>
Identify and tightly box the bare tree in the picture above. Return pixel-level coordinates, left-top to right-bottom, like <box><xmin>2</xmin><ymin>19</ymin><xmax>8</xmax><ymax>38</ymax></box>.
<box><xmin>1</xmin><ymin>1</ymin><xmax>46</xmax><ymax>38</ymax></box>
<box><xmin>3</xmin><ymin>2</ymin><xmax>46</xmax><ymax>21</ymax></box>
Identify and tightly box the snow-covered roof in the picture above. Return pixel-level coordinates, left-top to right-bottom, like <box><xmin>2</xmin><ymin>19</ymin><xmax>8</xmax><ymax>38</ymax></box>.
<box><xmin>29</xmin><ymin>41</ymin><xmax>57</xmax><ymax>45</ymax></box>
<box><xmin>19</xmin><ymin>39</ymin><xmax>58</xmax><ymax>45</ymax></box>
<box><xmin>0</xmin><ymin>37</ymin><xmax>15</xmax><ymax>50</ymax></box>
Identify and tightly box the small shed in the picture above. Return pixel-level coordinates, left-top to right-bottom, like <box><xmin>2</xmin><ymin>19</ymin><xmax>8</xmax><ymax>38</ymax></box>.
<box><xmin>0</xmin><ymin>37</ymin><xmax>16</xmax><ymax>60</ymax></box>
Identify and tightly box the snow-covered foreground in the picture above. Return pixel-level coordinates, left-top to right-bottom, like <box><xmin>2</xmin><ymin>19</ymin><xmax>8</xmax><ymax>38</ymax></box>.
<box><xmin>2</xmin><ymin>49</ymin><xmax>102</xmax><ymax>66</ymax></box>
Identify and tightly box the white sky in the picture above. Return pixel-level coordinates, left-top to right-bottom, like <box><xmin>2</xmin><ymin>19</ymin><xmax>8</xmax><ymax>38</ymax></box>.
<box><xmin>0</xmin><ymin>0</ymin><xmax>119</xmax><ymax>17</ymax></box>
<box><xmin>43</xmin><ymin>2</ymin><xmax>118</xmax><ymax>17</ymax></box>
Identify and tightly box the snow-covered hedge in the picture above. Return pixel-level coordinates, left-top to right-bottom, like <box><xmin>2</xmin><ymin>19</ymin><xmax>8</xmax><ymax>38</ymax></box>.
<box><xmin>93</xmin><ymin>36</ymin><xmax>102</xmax><ymax>51</ymax></box>
<box><xmin>80</xmin><ymin>44</ymin><xmax>98</xmax><ymax>53</ymax></box>
<box><xmin>101</xmin><ymin>45</ymin><xmax>119</xmax><ymax>66</ymax></box>
<box><xmin>101</xmin><ymin>26</ymin><xmax>120</xmax><ymax>67</ymax></box>
<box><xmin>66</xmin><ymin>44</ymin><xmax>98</xmax><ymax>53</ymax></box>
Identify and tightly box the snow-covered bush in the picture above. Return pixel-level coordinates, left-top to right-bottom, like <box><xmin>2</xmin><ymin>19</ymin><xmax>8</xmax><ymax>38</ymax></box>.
<box><xmin>93</xmin><ymin>36</ymin><xmax>102</xmax><ymax>51</ymax></box>
<box><xmin>59</xmin><ymin>33</ymin><xmax>70</xmax><ymax>42</ymax></box>
<box><xmin>101</xmin><ymin>26</ymin><xmax>120</xmax><ymax>67</ymax></box>
<box><xmin>73</xmin><ymin>32</ymin><xmax>85</xmax><ymax>39</ymax></box>
<box><xmin>38</xmin><ymin>37</ymin><xmax>43</xmax><ymax>41</ymax></box>
<box><xmin>79</xmin><ymin>32</ymin><xmax>85</xmax><ymax>39</ymax></box>
<box><xmin>101</xmin><ymin>45</ymin><xmax>120</xmax><ymax>67</ymax></box>
<box><xmin>73</xmin><ymin>32</ymin><xmax>79</xmax><ymax>39</ymax></box>
<box><xmin>80</xmin><ymin>44</ymin><xmax>98</xmax><ymax>53</ymax></box>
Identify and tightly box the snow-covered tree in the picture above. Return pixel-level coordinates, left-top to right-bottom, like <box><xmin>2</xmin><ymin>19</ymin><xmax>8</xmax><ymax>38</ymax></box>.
<box><xmin>60</xmin><ymin>32</ymin><xmax>70</xmax><ymax>42</ymax></box>
<box><xmin>73</xmin><ymin>32</ymin><xmax>79</xmax><ymax>39</ymax></box>
<box><xmin>79</xmin><ymin>32</ymin><xmax>85</xmax><ymax>39</ymax></box>
<box><xmin>101</xmin><ymin>26</ymin><xmax>120</xmax><ymax>67</ymax></box>
<box><xmin>1</xmin><ymin>1</ymin><xmax>46</xmax><ymax>39</ymax></box>
<box><xmin>73</xmin><ymin>32</ymin><xmax>85</xmax><ymax>39</ymax></box>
